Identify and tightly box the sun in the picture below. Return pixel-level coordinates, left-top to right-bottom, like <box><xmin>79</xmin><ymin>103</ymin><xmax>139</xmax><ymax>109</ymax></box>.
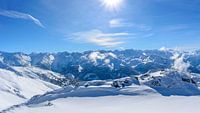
<box><xmin>101</xmin><ymin>0</ymin><xmax>123</xmax><ymax>11</ymax></box>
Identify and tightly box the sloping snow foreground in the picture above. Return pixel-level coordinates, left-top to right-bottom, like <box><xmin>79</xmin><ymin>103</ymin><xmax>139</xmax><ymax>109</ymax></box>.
<box><xmin>0</xmin><ymin>68</ymin><xmax>60</xmax><ymax>110</ymax></box>
<box><xmin>6</xmin><ymin>95</ymin><xmax>200</xmax><ymax>113</ymax></box>
<box><xmin>3</xmin><ymin>85</ymin><xmax>200</xmax><ymax>113</ymax></box>
<box><xmin>1</xmin><ymin>84</ymin><xmax>200</xmax><ymax>113</ymax></box>
<box><xmin>1</xmin><ymin>68</ymin><xmax>200</xmax><ymax>113</ymax></box>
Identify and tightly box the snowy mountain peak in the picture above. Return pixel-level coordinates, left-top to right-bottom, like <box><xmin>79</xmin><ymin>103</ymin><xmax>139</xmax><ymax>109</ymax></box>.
<box><xmin>0</xmin><ymin>49</ymin><xmax>200</xmax><ymax>80</ymax></box>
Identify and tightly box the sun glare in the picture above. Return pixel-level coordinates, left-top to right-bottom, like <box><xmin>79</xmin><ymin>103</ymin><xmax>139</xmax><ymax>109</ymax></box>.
<box><xmin>101</xmin><ymin>0</ymin><xmax>123</xmax><ymax>11</ymax></box>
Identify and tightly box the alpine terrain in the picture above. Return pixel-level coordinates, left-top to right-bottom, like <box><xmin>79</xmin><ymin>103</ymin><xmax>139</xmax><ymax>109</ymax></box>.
<box><xmin>0</xmin><ymin>49</ymin><xmax>200</xmax><ymax>113</ymax></box>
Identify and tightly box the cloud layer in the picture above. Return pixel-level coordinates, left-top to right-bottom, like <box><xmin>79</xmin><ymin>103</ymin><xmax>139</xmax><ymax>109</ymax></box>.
<box><xmin>0</xmin><ymin>10</ymin><xmax>44</xmax><ymax>28</ymax></box>
<box><xmin>70</xmin><ymin>29</ymin><xmax>131</xmax><ymax>48</ymax></box>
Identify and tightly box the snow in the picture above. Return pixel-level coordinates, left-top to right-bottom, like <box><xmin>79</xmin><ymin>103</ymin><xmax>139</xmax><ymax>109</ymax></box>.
<box><xmin>1</xmin><ymin>49</ymin><xmax>200</xmax><ymax>80</ymax></box>
<box><xmin>2</xmin><ymin>79</ymin><xmax>200</xmax><ymax>113</ymax></box>
<box><xmin>142</xmin><ymin>52</ymin><xmax>146</xmax><ymax>56</ymax></box>
<box><xmin>41</xmin><ymin>54</ymin><xmax>55</xmax><ymax>66</ymax></box>
<box><xmin>11</xmin><ymin>66</ymin><xmax>63</xmax><ymax>80</ymax></box>
<box><xmin>107</xmin><ymin>63</ymin><xmax>114</xmax><ymax>70</ymax></box>
<box><xmin>88</xmin><ymin>52</ymin><xmax>106</xmax><ymax>63</ymax></box>
<box><xmin>78</xmin><ymin>65</ymin><xmax>83</xmax><ymax>72</ymax></box>
<box><xmin>88</xmin><ymin>52</ymin><xmax>117</xmax><ymax>65</ymax></box>
<box><xmin>137</xmin><ymin>70</ymin><xmax>200</xmax><ymax>96</ymax></box>
<box><xmin>142</xmin><ymin>56</ymin><xmax>153</xmax><ymax>64</ymax></box>
<box><xmin>0</xmin><ymin>91</ymin><xmax>24</xmax><ymax>110</ymax></box>
<box><xmin>14</xmin><ymin>54</ymin><xmax>31</xmax><ymax>66</ymax></box>
<box><xmin>159</xmin><ymin>47</ymin><xmax>169</xmax><ymax>51</ymax></box>
<box><xmin>108</xmin><ymin>52</ymin><xmax>117</xmax><ymax>58</ymax></box>
<box><xmin>0</xmin><ymin>55</ymin><xmax>4</xmax><ymax>63</ymax></box>
<box><xmin>24</xmin><ymin>84</ymin><xmax>157</xmax><ymax>105</ymax></box>
<box><xmin>104</xmin><ymin>59</ymin><xmax>110</xmax><ymax>64</ymax></box>
<box><xmin>4</xmin><ymin>95</ymin><xmax>200</xmax><ymax>113</ymax></box>
<box><xmin>0</xmin><ymin>68</ymin><xmax>60</xmax><ymax>110</ymax></box>
<box><xmin>1</xmin><ymin>50</ymin><xmax>200</xmax><ymax>113</ymax></box>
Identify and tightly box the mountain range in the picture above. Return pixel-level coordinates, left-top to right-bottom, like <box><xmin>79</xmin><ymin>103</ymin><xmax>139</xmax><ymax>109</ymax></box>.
<box><xmin>1</xmin><ymin>49</ymin><xmax>200</xmax><ymax>112</ymax></box>
<box><xmin>1</xmin><ymin>49</ymin><xmax>200</xmax><ymax>80</ymax></box>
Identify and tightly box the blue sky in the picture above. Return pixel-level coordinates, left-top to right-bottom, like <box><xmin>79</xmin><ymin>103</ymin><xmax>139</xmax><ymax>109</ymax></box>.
<box><xmin>0</xmin><ymin>0</ymin><xmax>200</xmax><ymax>53</ymax></box>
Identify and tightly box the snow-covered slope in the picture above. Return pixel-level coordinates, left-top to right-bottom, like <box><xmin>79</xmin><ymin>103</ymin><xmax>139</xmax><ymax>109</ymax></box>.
<box><xmin>4</xmin><ymin>95</ymin><xmax>200</xmax><ymax>113</ymax></box>
<box><xmin>1</xmin><ymin>80</ymin><xmax>159</xmax><ymax>113</ymax></box>
<box><xmin>1</xmin><ymin>67</ymin><xmax>200</xmax><ymax>112</ymax></box>
<box><xmin>2</xmin><ymin>80</ymin><xmax>200</xmax><ymax>113</ymax></box>
<box><xmin>136</xmin><ymin>70</ymin><xmax>200</xmax><ymax>96</ymax></box>
<box><xmin>0</xmin><ymin>67</ymin><xmax>61</xmax><ymax>110</ymax></box>
<box><xmin>25</xmin><ymin>84</ymin><xmax>158</xmax><ymax>105</ymax></box>
<box><xmin>10</xmin><ymin>66</ymin><xmax>69</xmax><ymax>86</ymax></box>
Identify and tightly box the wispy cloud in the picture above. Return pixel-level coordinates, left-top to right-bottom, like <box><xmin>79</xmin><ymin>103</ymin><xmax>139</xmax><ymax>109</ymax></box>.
<box><xmin>142</xmin><ymin>33</ymin><xmax>154</xmax><ymax>38</ymax></box>
<box><xmin>173</xmin><ymin>45</ymin><xmax>200</xmax><ymax>51</ymax></box>
<box><xmin>163</xmin><ymin>24</ymin><xmax>189</xmax><ymax>32</ymax></box>
<box><xmin>159</xmin><ymin>45</ymin><xmax>200</xmax><ymax>52</ymax></box>
<box><xmin>69</xmin><ymin>29</ymin><xmax>132</xmax><ymax>48</ymax></box>
<box><xmin>0</xmin><ymin>10</ymin><xmax>44</xmax><ymax>28</ymax></box>
<box><xmin>134</xmin><ymin>24</ymin><xmax>152</xmax><ymax>31</ymax></box>
<box><xmin>109</xmin><ymin>18</ymin><xmax>152</xmax><ymax>31</ymax></box>
<box><xmin>109</xmin><ymin>19</ymin><xmax>133</xmax><ymax>28</ymax></box>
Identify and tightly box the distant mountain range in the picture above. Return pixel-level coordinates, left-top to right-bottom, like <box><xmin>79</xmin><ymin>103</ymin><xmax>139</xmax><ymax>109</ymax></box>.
<box><xmin>0</xmin><ymin>49</ymin><xmax>200</xmax><ymax>80</ymax></box>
